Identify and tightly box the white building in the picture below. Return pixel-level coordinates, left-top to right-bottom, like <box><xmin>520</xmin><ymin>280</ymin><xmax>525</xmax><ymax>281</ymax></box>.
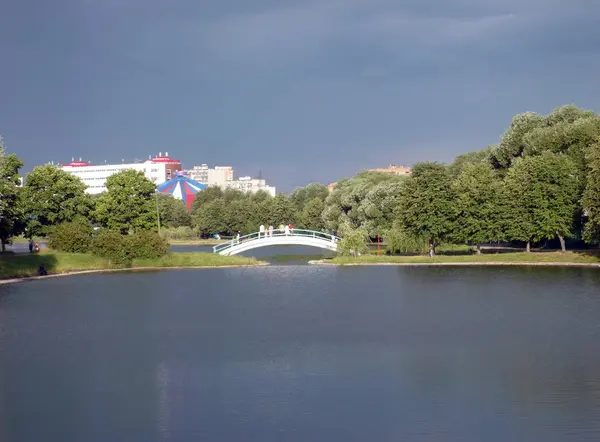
<box><xmin>61</xmin><ymin>153</ymin><xmax>182</xmax><ymax>194</ymax></box>
<box><xmin>226</xmin><ymin>176</ymin><xmax>276</xmax><ymax>197</ymax></box>
<box><xmin>189</xmin><ymin>164</ymin><xmax>233</xmax><ymax>188</ymax></box>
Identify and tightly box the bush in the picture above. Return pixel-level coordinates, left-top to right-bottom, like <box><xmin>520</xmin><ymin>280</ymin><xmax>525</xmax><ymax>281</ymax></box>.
<box><xmin>337</xmin><ymin>227</ymin><xmax>369</xmax><ymax>257</ymax></box>
<box><xmin>128</xmin><ymin>231</ymin><xmax>169</xmax><ymax>259</ymax></box>
<box><xmin>160</xmin><ymin>226</ymin><xmax>197</xmax><ymax>240</ymax></box>
<box><xmin>48</xmin><ymin>220</ymin><xmax>93</xmax><ymax>253</ymax></box>
<box><xmin>90</xmin><ymin>230</ymin><xmax>168</xmax><ymax>265</ymax></box>
<box><xmin>90</xmin><ymin>230</ymin><xmax>133</xmax><ymax>266</ymax></box>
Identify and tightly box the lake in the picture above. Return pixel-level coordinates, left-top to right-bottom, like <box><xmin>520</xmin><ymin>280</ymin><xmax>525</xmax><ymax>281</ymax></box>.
<box><xmin>1</xmin><ymin>266</ymin><xmax>599</xmax><ymax>441</ymax></box>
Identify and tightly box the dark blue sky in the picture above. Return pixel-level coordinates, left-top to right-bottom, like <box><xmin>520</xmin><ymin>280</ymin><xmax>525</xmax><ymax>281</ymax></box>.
<box><xmin>1</xmin><ymin>0</ymin><xmax>599</xmax><ymax>191</ymax></box>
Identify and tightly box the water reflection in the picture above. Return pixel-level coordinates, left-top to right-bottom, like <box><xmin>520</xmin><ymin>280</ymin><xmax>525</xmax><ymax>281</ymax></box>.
<box><xmin>1</xmin><ymin>267</ymin><xmax>599</xmax><ymax>441</ymax></box>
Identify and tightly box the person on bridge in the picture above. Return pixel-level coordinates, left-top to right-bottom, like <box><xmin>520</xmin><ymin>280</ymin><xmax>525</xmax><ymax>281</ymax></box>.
<box><xmin>259</xmin><ymin>224</ymin><xmax>265</xmax><ymax>238</ymax></box>
<box><xmin>289</xmin><ymin>223</ymin><xmax>294</xmax><ymax>234</ymax></box>
<box><xmin>268</xmin><ymin>225</ymin><xmax>274</xmax><ymax>237</ymax></box>
<box><xmin>284</xmin><ymin>224</ymin><xmax>290</xmax><ymax>235</ymax></box>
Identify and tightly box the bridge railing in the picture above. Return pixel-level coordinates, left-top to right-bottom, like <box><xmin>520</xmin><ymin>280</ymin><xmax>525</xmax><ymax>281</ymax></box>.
<box><xmin>212</xmin><ymin>229</ymin><xmax>341</xmax><ymax>254</ymax></box>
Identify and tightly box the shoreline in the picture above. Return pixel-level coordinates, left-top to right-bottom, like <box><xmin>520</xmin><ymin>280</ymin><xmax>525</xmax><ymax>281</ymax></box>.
<box><xmin>308</xmin><ymin>259</ymin><xmax>600</xmax><ymax>268</ymax></box>
<box><xmin>0</xmin><ymin>262</ymin><xmax>269</xmax><ymax>286</ymax></box>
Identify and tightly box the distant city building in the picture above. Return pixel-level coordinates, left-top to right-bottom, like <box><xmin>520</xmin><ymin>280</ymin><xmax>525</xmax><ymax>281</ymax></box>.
<box><xmin>187</xmin><ymin>164</ymin><xmax>275</xmax><ymax>196</ymax></box>
<box><xmin>60</xmin><ymin>152</ymin><xmax>182</xmax><ymax>194</ymax></box>
<box><xmin>188</xmin><ymin>164</ymin><xmax>232</xmax><ymax>188</ymax></box>
<box><xmin>227</xmin><ymin>176</ymin><xmax>276</xmax><ymax>197</ymax></box>
<box><xmin>368</xmin><ymin>164</ymin><xmax>412</xmax><ymax>175</ymax></box>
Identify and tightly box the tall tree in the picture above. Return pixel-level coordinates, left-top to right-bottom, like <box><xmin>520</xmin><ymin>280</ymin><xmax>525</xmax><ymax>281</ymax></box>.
<box><xmin>396</xmin><ymin>162</ymin><xmax>455</xmax><ymax>255</ymax></box>
<box><xmin>156</xmin><ymin>193</ymin><xmax>192</xmax><ymax>228</ymax></box>
<box><xmin>0</xmin><ymin>140</ymin><xmax>25</xmax><ymax>251</ymax></box>
<box><xmin>504</xmin><ymin>152</ymin><xmax>579</xmax><ymax>252</ymax></box>
<box><xmin>21</xmin><ymin>164</ymin><xmax>91</xmax><ymax>237</ymax></box>
<box><xmin>582</xmin><ymin>140</ymin><xmax>600</xmax><ymax>244</ymax></box>
<box><xmin>299</xmin><ymin>197</ymin><xmax>326</xmax><ymax>230</ymax></box>
<box><xmin>94</xmin><ymin>170</ymin><xmax>157</xmax><ymax>234</ymax></box>
<box><xmin>193</xmin><ymin>198</ymin><xmax>228</xmax><ymax>236</ymax></box>
<box><xmin>289</xmin><ymin>183</ymin><xmax>329</xmax><ymax>211</ymax></box>
<box><xmin>451</xmin><ymin>163</ymin><xmax>504</xmax><ymax>253</ymax></box>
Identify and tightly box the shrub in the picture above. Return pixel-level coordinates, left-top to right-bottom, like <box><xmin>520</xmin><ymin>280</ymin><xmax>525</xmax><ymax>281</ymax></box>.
<box><xmin>160</xmin><ymin>226</ymin><xmax>197</xmax><ymax>240</ymax></box>
<box><xmin>48</xmin><ymin>219</ymin><xmax>93</xmax><ymax>253</ymax></box>
<box><xmin>337</xmin><ymin>227</ymin><xmax>369</xmax><ymax>257</ymax></box>
<box><xmin>90</xmin><ymin>230</ymin><xmax>133</xmax><ymax>266</ymax></box>
<box><xmin>90</xmin><ymin>230</ymin><xmax>169</xmax><ymax>265</ymax></box>
<box><xmin>128</xmin><ymin>231</ymin><xmax>169</xmax><ymax>259</ymax></box>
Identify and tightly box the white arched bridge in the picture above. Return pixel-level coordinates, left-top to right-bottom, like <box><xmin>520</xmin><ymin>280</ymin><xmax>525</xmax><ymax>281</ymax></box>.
<box><xmin>213</xmin><ymin>229</ymin><xmax>341</xmax><ymax>256</ymax></box>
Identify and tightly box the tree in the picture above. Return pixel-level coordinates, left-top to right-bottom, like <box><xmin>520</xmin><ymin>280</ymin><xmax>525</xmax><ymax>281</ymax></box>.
<box><xmin>337</xmin><ymin>225</ymin><xmax>369</xmax><ymax>257</ymax></box>
<box><xmin>193</xmin><ymin>198</ymin><xmax>228</xmax><ymax>236</ymax></box>
<box><xmin>489</xmin><ymin>112</ymin><xmax>546</xmax><ymax>171</ymax></box>
<box><xmin>289</xmin><ymin>183</ymin><xmax>329</xmax><ymax>211</ymax></box>
<box><xmin>451</xmin><ymin>163</ymin><xmax>504</xmax><ymax>252</ymax></box>
<box><xmin>94</xmin><ymin>170</ymin><xmax>157</xmax><ymax>234</ymax></box>
<box><xmin>266</xmin><ymin>194</ymin><xmax>295</xmax><ymax>227</ymax></box>
<box><xmin>447</xmin><ymin>146</ymin><xmax>493</xmax><ymax>178</ymax></box>
<box><xmin>504</xmin><ymin>152</ymin><xmax>579</xmax><ymax>252</ymax></box>
<box><xmin>395</xmin><ymin>162</ymin><xmax>455</xmax><ymax>255</ymax></box>
<box><xmin>357</xmin><ymin>181</ymin><xmax>404</xmax><ymax>238</ymax></box>
<box><xmin>582</xmin><ymin>140</ymin><xmax>600</xmax><ymax>244</ymax></box>
<box><xmin>21</xmin><ymin>164</ymin><xmax>92</xmax><ymax>237</ymax></box>
<box><xmin>323</xmin><ymin>171</ymin><xmax>404</xmax><ymax>233</ymax></box>
<box><xmin>0</xmin><ymin>140</ymin><xmax>25</xmax><ymax>251</ymax></box>
<box><xmin>156</xmin><ymin>193</ymin><xmax>192</xmax><ymax>228</ymax></box>
<box><xmin>299</xmin><ymin>197</ymin><xmax>325</xmax><ymax>230</ymax></box>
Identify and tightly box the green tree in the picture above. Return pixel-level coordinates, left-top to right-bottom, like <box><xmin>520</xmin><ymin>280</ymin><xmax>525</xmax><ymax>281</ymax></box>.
<box><xmin>395</xmin><ymin>162</ymin><xmax>455</xmax><ymax>255</ymax></box>
<box><xmin>0</xmin><ymin>140</ymin><xmax>25</xmax><ymax>251</ymax></box>
<box><xmin>266</xmin><ymin>194</ymin><xmax>295</xmax><ymax>227</ymax></box>
<box><xmin>191</xmin><ymin>185</ymin><xmax>224</xmax><ymax>209</ymax></box>
<box><xmin>94</xmin><ymin>170</ymin><xmax>157</xmax><ymax>234</ymax></box>
<box><xmin>289</xmin><ymin>183</ymin><xmax>329</xmax><ymax>211</ymax></box>
<box><xmin>21</xmin><ymin>164</ymin><xmax>91</xmax><ymax>237</ymax></box>
<box><xmin>337</xmin><ymin>225</ymin><xmax>369</xmax><ymax>257</ymax></box>
<box><xmin>489</xmin><ymin>112</ymin><xmax>546</xmax><ymax>171</ymax></box>
<box><xmin>582</xmin><ymin>140</ymin><xmax>600</xmax><ymax>244</ymax></box>
<box><xmin>504</xmin><ymin>152</ymin><xmax>579</xmax><ymax>252</ymax></box>
<box><xmin>451</xmin><ymin>163</ymin><xmax>504</xmax><ymax>252</ymax></box>
<box><xmin>193</xmin><ymin>198</ymin><xmax>229</xmax><ymax>236</ymax></box>
<box><xmin>448</xmin><ymin>146</ymin><xmax>493</xmax><ymax>178</ymax></box>
<box><xmin>323</xmin><ymin>171</ymin><xmax>404</xmax><ymax>233</ymax></box>
<box><xmin>299</xmin><ymin>197</ymin><xmax>325</xmax><ymax>230</ymax></box>
<box><xmin>156</xmin><ymin>193</ymin><xmax>192</xmax><ymax>228</ymax></box>
<box><xmin>357</xmin><ymin>181</ymin><xmax>404</xmax><ymax>238</ymax></box>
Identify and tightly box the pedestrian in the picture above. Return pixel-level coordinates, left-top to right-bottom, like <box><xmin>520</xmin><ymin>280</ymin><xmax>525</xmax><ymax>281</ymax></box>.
<box><xmin>268</xmin><ymin>225</ymin><xmax>274</xmax><ymax>237</ymax></box>
<box><xmin>259</xmin><ymin>224</ymin><xmax>265</xmax><ymax>238</ymax></box>
<box><xmin>34</xmin><ymin>243</ymin><xmax>40</xmax><ymax>253</ymax></box>
<box><xmin>289</xmin><ymin>223</ymin><xmax>294</xmax><ymax>234</ymax></box>
<box><xmin>284</xmin><ymin>224</ymin><xmax>290</xmax><ymax>235</ymax></box>
<box><xmin>279</xmin><ymin>223</ymin><xmax>284</xmax><ymax>233</ymax></box>
<box><xmin>28</xmin><ymin>238</ymin><xmax>34</xmax><ymax>253</ymax></box>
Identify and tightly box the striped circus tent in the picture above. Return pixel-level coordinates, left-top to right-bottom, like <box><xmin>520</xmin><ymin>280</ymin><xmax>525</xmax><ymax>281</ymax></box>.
<box><xmin>157</xmin><ymin>175</ymin><xmax>206</xmax><ymax>209</ymax></box>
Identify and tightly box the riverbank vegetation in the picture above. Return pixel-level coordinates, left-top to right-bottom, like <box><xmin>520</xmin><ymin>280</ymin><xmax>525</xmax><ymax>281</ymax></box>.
<box><xmin>329</xmin><ymin>251</ymin><xmax>600</xmax><ymax>265</ymax></box>
<box><xmin>0</xmin><ymin>250</ymin><xmax>261</xmax><ymax>279</ymax></box>
<box><xmin>2</xmin><ymin>104</ymin><xmax>600</xmax><ymax>261</ymax></box>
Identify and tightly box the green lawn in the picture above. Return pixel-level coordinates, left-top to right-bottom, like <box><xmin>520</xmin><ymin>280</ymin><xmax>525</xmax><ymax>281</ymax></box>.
<box><xmin>331</xmin><ymin>251</ymin><xmax>600</xmax><ymax>265</ymax></box>
<box><xmin>0</xmin><ymin>250</ymin><xmax>262</xmax><ymax>279</ymax></box>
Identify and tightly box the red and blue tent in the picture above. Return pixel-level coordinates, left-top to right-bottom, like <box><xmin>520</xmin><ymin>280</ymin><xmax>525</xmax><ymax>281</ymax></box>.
<box><xmin>157</xmin><ymin>175</ymin><xmax>206</xmax><ymax>209</ymax></box>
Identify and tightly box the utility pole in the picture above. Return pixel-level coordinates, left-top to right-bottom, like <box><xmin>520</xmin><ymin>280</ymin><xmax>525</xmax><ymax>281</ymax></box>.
<box><xmin>155</xmin><ymin>192</ymin><xmax>161</xmax><ymax>235</ymax></box>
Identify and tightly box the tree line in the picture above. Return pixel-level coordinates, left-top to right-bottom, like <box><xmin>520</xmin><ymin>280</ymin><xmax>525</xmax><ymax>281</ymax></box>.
<box><xmin>1</xmin><ymin>104</ymin><xmax>600</xmax><ymax>254</ymax></box>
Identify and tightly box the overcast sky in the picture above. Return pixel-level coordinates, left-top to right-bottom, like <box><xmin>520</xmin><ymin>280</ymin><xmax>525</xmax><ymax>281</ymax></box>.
<box><xmin>1</xmin><ymin>0</ymin><xmax>599</xmax><ymax>191</ymax></box>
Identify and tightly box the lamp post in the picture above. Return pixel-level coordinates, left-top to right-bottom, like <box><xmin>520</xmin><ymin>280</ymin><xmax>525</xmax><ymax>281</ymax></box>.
<box><xmin>155</xmin><ymin>192</ymin><xmax>161</xmax><ymax>235</ymax></box>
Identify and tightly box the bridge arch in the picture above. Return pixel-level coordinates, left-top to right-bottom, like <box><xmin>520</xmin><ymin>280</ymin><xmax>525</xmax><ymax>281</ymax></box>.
<box><xmin>213</xmin><ymin>229</ymin><xmax>340</xmax><ymax>256</ymax></box>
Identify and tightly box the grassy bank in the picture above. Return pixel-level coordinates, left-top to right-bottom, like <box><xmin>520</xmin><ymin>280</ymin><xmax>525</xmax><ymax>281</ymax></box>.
<box><xmin>167</xmin><ymin>239</ymin><xmax>223</xmax><ymax>246</ymax></box>
<box><xmin>329</xmin><ymin>251</ymin><xmax>600</xmax><ymax>266</ymax></box>
<box><xmin>0</xmin><ymin>250</ymin><xmax>262</xmax><ymax>280</ymax></box>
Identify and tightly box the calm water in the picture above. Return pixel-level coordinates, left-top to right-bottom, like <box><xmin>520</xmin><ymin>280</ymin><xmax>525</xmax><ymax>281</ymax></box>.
<box><xmin>169</xmin><ymin>244</ymin><xmax>335</xmax><ymax>263</ymax></box>
<box><xmin>1</xmin><ymin>266</ymin><xmax>600</xmax><ymax>442</ymax></box>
